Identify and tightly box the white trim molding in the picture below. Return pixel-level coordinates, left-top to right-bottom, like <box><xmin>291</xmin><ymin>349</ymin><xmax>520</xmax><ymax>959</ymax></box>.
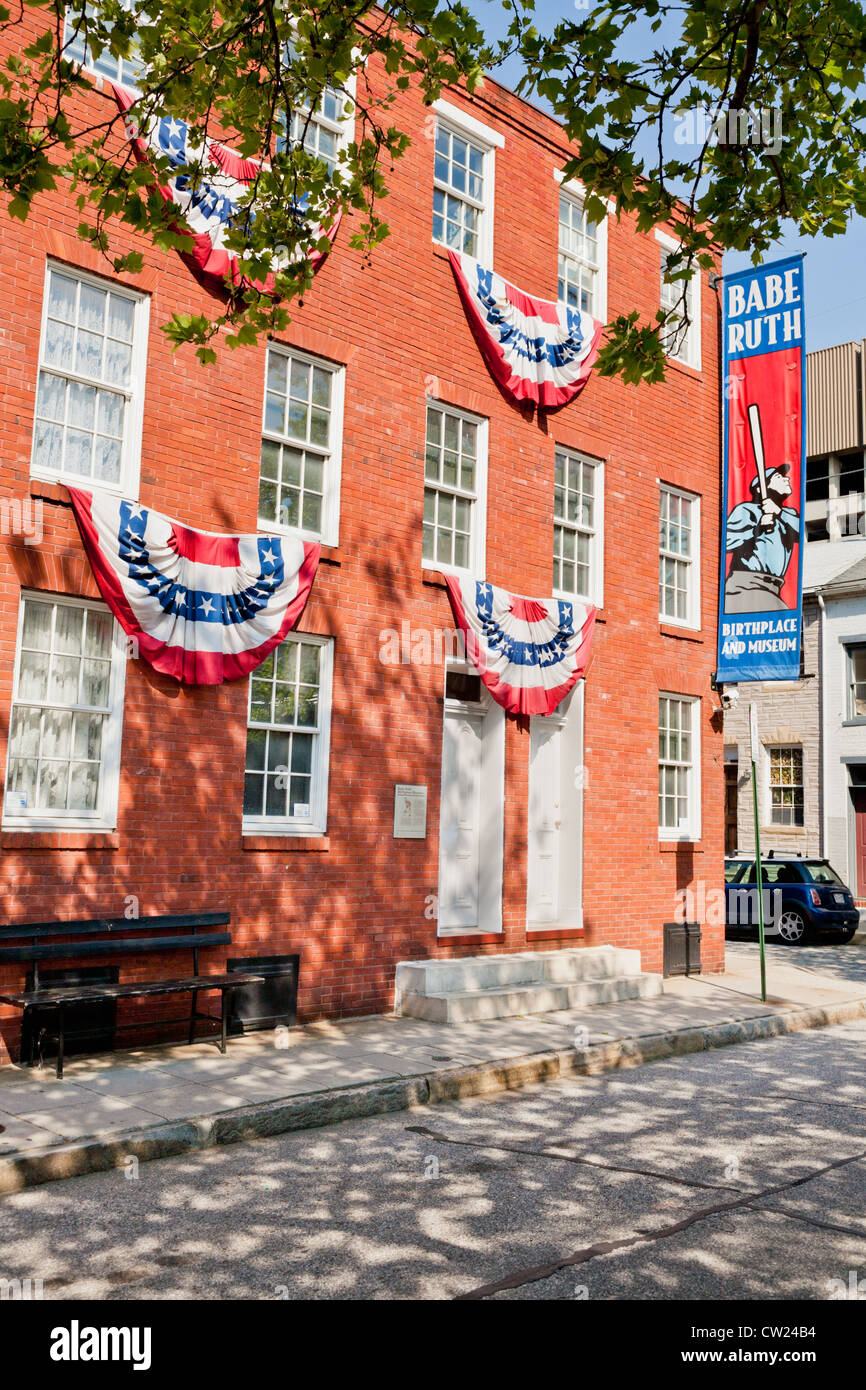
<box><xmin>659</xmin><ymin>481</ymin><xmax>701</xmax><ymax>631</ymax></box>
<box><xmin>431</xmin><ymin>101</ymin><xmax>502</xmax><ymax>264</ymax></box>
<box><xmin>3</xmin><ymin>590</ymin><xmax>127</xmax><ymax>832</ymax></box>
<box><xmin>658</xmin><ymin>691</ymin><xmax>702</xmax><ymax>843</ymax></box>
<box><xmin>432</xmin><ymin>99</ymin><xmax>505</xmax><ymax>149</ymax></box>
<box><xmin>655</xmin><ymin>227</ymin><xmax>702</xmax><ymax>371</ymax></box>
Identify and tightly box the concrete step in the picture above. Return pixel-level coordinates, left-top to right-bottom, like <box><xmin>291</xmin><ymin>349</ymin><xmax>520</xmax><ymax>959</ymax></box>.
<box><xmin>395</xmin><ymin>945</ymin><xmax>642</xmax><ymax>1003</ymax></box>
<box><xmin>397</xmin><ymin>970</ymin><xmax>663</xmax><ymax>1024</ymax></box>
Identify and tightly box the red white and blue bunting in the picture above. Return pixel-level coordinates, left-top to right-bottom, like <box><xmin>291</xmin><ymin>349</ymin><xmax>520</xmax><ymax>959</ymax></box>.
<box><xmin>448</xmin><ymin>250</ymin><xmax>602</xmax><ymax>408</ymax></box>
<box><xmin>69</xmin><ymin>487</ymin><xmax>319</xmax><ymax>685</ymax></box>
<box><xmin>111</xmin><ymin>84</ymin><xmax>340</xmax><ymax>292</ymax></box>
<box><xmin>444</xmin><ymin>573</ymin><xmax>597</xmax><ymax>716</ymax></box>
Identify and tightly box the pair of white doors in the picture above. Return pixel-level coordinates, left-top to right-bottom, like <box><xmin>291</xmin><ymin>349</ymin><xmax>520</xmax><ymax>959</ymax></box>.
<box><xmin>437</xmin><ymin>681</ymin><xmax>583</xmax><ymax>933</ymax></box>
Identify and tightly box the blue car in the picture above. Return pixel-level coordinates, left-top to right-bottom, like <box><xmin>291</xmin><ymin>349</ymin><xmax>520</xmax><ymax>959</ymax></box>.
<box><xmin>725</xmin><ymin>854</ymin><xmax>860</xmax><ymax>945</ymax></box>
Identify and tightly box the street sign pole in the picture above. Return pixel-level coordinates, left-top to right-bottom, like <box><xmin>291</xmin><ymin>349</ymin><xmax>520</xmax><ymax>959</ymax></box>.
<box><xmin>750</xmin><ymin>703</ymin><xmax>767</xmax><ymax>1003</ymax></box>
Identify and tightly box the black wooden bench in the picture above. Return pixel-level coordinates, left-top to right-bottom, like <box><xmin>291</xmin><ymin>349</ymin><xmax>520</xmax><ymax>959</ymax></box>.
<box><xmin>0</xmin><ymin>913</ymin><xmax>264</xmax><ymax>1078</ymax></box>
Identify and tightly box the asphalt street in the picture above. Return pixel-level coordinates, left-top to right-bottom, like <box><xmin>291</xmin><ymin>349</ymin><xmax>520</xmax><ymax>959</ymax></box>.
<box><xmin>1</xmin><ymin>1000</ymin><xmax>865</xmax><ymax>1299</ymax></box>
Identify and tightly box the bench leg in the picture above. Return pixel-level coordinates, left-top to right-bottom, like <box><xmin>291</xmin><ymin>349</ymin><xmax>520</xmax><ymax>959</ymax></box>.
<box><xmin>220</xmin><ymin>988</ymin><xmax>228</xmax><ymax>1055</ymax></box>
<box><xmin>188</xmin><ymin>989</ymin><xmax>198</xmax><ymax>1047</ymax></box>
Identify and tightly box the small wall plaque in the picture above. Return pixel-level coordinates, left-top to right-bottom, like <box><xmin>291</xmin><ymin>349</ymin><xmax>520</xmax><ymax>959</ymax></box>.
<box><xmin>394</xmin><ymin>784</ymin><xmax>427</xmax><ymax>839</ymax></box>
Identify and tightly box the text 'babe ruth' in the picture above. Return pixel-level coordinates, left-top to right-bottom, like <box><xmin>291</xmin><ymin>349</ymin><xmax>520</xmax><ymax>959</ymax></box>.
<box><xmin>724</xmin><ymin>402</ymin><xmax>799</xmax><ymax>614</ymax></box>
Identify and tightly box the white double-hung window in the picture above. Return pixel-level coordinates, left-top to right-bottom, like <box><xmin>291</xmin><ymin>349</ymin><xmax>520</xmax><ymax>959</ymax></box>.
<box><xmin>259</xmin><ymin>345</ymin><xmax>344</xmax><ymax>547</ymax></box>
<box><xmin>62</xmin><ymin>1</ymin><xmax>145</xmax><ymax>88</ymax></box>
<box><xmin>656</xmin><ymin>229</ymin><xmax>701</xmax><ymax>369</ymax></box>
<box><xmin>423</xmin><ymin>402</ymin><xmax>486</xmax><ymax>574</ymax></box>
<box><xmin>278</xmin><ymin>42</ymin><xmax>355</xmax><ymax>175</ymax></box>
<box><xmin>32</xmin><ymin>263</ymin><xmax>148</xmax><ymax>495</ymax></box>
<box><xmin>3</xmin><ymin>593</ymin><xmax>125</xmax><ymax>829</ymax></box>
<box><xmin>658</xmin><ymin>693</ymin><xmax>701</xmax><ymax>840</ymax></box>
<box><xmin>659</xmin><ymin>483</ymin><xmax>700</xmax><ymax>628</ymax></box>
<box><xmin>431</xmin><ymin>100</ymin><xmax>502</xmax><ymax>263</ymax></box>
<box><xmin>553</xmin><ymin>449</ymin><xmax>604</xmax><ymax>605</ymax></box>
<box><xmin>243</xmin><ymin>635</ymin><xmax>333</xmax><ymax>835</ymax></box>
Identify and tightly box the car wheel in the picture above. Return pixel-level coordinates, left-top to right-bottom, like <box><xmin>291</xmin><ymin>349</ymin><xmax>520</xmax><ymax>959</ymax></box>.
<box><xmin>777</xmin><ymin>909</ymin><xmax>810</xmax><ymax>945</ymax></box>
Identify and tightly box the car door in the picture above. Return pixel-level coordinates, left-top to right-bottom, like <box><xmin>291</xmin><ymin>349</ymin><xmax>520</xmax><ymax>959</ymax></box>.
<box><xmin>726</xmin><ymin>861</ymin><xmax>754</xmax><ymax>928</ymax></box>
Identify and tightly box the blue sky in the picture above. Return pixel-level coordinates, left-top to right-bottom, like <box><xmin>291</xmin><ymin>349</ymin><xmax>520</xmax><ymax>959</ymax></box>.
<box><xmin>469</xmin><ymin>0</ymin><xmax>865</xmax><ymax>351</ymax></box>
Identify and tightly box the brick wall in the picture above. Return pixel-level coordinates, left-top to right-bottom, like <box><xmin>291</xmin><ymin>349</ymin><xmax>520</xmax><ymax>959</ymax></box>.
<box><xmin>0</xmin><ymin>15</ymin><xmax>724</xmax><ymax>1061</ymax></box>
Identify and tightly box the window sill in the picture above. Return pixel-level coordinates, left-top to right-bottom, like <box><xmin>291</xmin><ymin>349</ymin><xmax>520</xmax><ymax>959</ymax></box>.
<box><xmin>30</xmin><ymin>471</ymin><xmax>129</xmax><ymax>502</ymax></box>
<box><xmin>242</xmin><ymin>835</ymin><xmax>330</xmax><ymax>852</ymax></box>
<box><xmin>659</xmin><ymin>838</ymin><xmax>703</xmax><ymax>851</ymax></box>
<box><xmin>555</xmin><ymin>592</ymin><xmax>604</xmax><ymax>615</ymax></box>
<box><xmin>842</xmin><ymin>719</ymin><xmax>866</xmax><ymax>727</ymax></box>
<box><xmin>256</xmin><ymin>519</ymin><xmax>340</xmax><ymax>562</ymax></box>
<box><xmin>660</xmin><ymin>623</ymin><xmax>703</xmax><ymax>642</ymax></box>
<box><xmin>0</xmin><ymin>830</ymin><xmax>119</xmax><ymax>850</ymax></box>
<box><xmin>436</xmin><ymin>929</ymin><xmax>503</xmax><ymax>942</ymax></box>
<box><xmin>526</xmin><ymin>926</ymin><xmax>586</xmax><ymax>940</ymax></box>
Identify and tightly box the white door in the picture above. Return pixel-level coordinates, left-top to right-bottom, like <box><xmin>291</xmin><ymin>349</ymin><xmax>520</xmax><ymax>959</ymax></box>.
<box><xmin>527</xmin><ymin>718</ymin><xmax>562</xmax><ymax>924</ymax></box>
<box><xmin>438</xmin><ymin>706</ymin><xmax>485</xmax><ymax>929</ymax></box>
<box><xmin>526</xmin><ymin>688</ymin><xmax>584</xmax><ymax>931</ymax></box>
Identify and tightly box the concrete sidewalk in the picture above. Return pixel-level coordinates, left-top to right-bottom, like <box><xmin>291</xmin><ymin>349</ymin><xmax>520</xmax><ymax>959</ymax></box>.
<box><xmin>1</xmin><ymin>945</ymin><xmax>866</xmax><ymax>1193</ymax></box>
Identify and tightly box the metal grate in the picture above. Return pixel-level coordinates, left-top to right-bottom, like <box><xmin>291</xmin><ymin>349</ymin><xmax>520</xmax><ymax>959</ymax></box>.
<box><xmin>663</xmin><ymin>922</ymin><xmax>702</xmax><ymax>978</ymax></box>
<box><xmin>226</xmin><ymin>954</ymin><xmax>300</xmax><ymax>1034</ymax></box>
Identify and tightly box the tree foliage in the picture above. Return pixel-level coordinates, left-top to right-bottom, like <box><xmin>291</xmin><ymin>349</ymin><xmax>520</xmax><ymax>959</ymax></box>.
<box><xmin>515</xmin><ymin>0</ymin><xmax>866</xmax><ymax>380</ymax></box>
<box><xmin>0</xmin><ymin>0</ymin><xmax>863</xmax><ymax>381</ymax></box>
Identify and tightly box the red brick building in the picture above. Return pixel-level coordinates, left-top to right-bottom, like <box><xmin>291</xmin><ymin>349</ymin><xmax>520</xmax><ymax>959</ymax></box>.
<box><xmin>0</xmin><ymin>14</ymin><xmax>724</xmax><ymax>1062</ymax></box>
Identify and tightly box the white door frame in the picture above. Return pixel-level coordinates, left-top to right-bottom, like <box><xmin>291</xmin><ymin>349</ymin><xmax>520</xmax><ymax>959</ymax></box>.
<box><xmin>437</xmin><ymin>663</ymin><xmax>505</xmax><ymax>935</ymax></box>
<box><xmin>526</xmin><ymin>683</ymin><xmax>585</xmax><ymax>931</ymax></box>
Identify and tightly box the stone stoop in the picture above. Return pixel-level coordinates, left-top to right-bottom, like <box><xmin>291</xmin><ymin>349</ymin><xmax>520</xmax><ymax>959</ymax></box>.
<box><xmin>394</xmin><ymin>945</ymin><xmax>664</xmax><ymax>1023</ymax></box>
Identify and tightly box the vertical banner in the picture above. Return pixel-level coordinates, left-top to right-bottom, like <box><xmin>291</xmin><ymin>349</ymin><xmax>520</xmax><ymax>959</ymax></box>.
<box><xmin>716</xmin><ymin>254</ymin><xmax>806</xmax><ymax>682</ymax></box>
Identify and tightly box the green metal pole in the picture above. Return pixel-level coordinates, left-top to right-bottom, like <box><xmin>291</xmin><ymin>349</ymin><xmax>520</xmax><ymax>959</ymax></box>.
<box><xmin>751</xmin><ymin>757</ymin><xmax>767</xmax><ymax>1003</ymax></box>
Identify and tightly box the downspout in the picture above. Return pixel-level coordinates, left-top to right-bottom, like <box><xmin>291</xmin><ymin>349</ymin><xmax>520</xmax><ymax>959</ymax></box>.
<box><xmin>816</xmin><ymin>589</ymin><xmax>826</xmax><ymax>858</ymax></box>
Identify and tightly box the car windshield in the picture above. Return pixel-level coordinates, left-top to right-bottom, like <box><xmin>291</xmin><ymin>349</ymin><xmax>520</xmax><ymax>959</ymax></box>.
<box><xmin>725</xmin><ymin>861</ymin><xmax>746</xmax><ymax>883</ymax></box>
<box><xmin>802</xmin><ymin>862</ymin><xmax>845</xmax><ymax>886</ymax></box>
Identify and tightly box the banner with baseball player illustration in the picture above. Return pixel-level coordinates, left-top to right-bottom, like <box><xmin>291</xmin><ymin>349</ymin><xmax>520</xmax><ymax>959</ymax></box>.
<box><xmin>716</xmin><ymin>253</ymin><xmax>806</xmax><ymax>683</ymax></box>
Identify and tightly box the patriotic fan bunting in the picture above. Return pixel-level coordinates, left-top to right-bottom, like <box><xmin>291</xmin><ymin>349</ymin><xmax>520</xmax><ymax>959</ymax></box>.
<box><xmin>111</xmin><ymin>84</ymin><xmax>340</xmax><ymax>292</ymax></box>
<box><xmin>448</xmin><ymin>250</ymin><xmax>602</xmax><ymax>408</ymax></box>
<box><xmin>68</xmin><ymin>487</ymin><xmax>320</xmax><ymax>685</ymax></box>
<box><xmin>443</xmin><ymin>573</ymin><xmax>597</xmax><ymax>716</ymax></box>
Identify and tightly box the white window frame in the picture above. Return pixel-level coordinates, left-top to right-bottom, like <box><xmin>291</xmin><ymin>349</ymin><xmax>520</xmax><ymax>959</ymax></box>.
<box><xmin>766</xmin><ymin>744</ymin><xmax>805</xmax><ymax>828</ymax></box>
<box><xmin>2</xmin><ymin>591</ymin><xmax>126</xmax><ymax>832</ymax></box>
<box><xmin>552</xmin><ymin>448</ymin><xmax>604</xmax><ymax>608</ymax></box>
<box><xmin>659</xmin><ymin>482</ymin><xmax>701</xmax><ymax>630</ymax></box>
<box><xmin>279</xmin><ymin>50</ymin><xmax>357</xmax><ymax>175</ymax></box>
<box><xmin>846</xmin><ymin>642</ymin><xmax>866</xmax><ymax>719</ymax></box>
<box><xmin>431</xmin><ymin>99</ymin><xmax>502</xmax><ymax>265</ymax></box>
<box><xmin>242</xmin><ymin>632</ymin><xmax>333</xmax><ymax>838</ymax></box>
<box><xmin>422</xmin><ymin>400</ymin><xmax>487</xmax><ymax>579</ymax></box>
<box><xmin>658</xmin><ymin>692</ymin><xmax>701</xmax><ymax>842</ymax></box>
<box><xmin>258</xmin><ymin>344</ymin><xmax>345</xmax><ymax>548</ymax></box>
<box><xmin>554</xmin><ymin>175</ymin><xmax>608</xmax><ymax>323</ymax></box>
<box><xmin>31</xmin><ymin>261</ymin><xmax>149</xmax><ymax>499</ymax></box>
<box><xmin>655</xmin><ymin>228</ymin><xmax>701</xmax><ymax>370</ymax></box>
<box><xmin>62</xmin><ymin>2</ymin><xmax>145</xmax><ymax>90</ymax></box>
